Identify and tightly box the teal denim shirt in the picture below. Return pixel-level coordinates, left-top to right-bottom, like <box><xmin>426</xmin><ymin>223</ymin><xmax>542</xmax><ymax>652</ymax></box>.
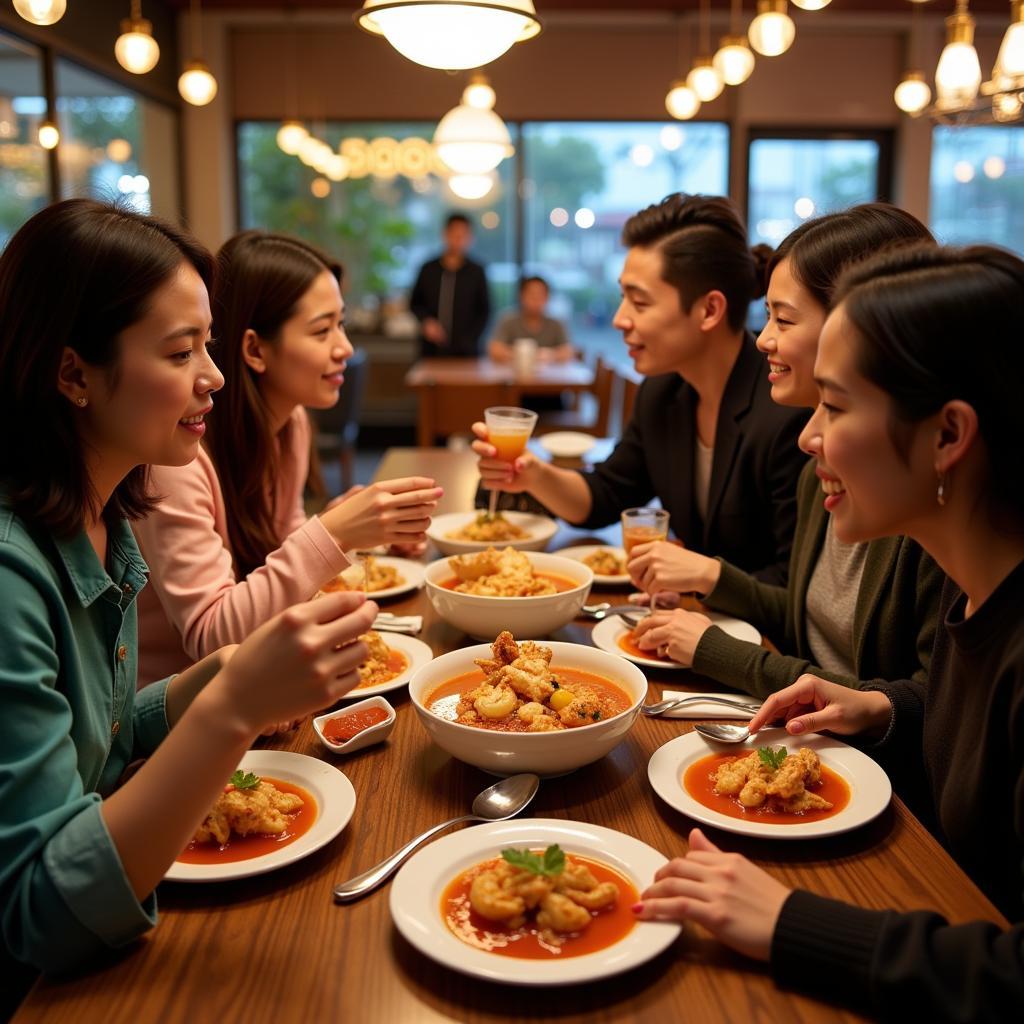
<box><xmin>0</xmin><ymin>501</ymin><xmax>171</xmax><ymax>973</ymax></box>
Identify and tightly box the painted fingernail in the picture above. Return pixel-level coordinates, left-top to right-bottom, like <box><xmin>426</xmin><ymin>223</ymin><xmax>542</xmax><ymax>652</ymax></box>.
<box><xmin>631</xmin><ymin>902</ymin><xmax>643</xmax><ymax>913</ymax></box>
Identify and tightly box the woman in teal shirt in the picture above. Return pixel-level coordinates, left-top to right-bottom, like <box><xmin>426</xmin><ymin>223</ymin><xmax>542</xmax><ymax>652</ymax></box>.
<box><xmin>0</xmin><ymin>200</ymin><xmax>376</xmax><ymax>977</ymax></box>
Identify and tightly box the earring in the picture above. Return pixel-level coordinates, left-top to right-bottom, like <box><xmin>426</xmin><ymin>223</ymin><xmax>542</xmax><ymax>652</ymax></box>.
<box><xmin>75</xmin><ymin>397</ymin><xmax>88</xmax><ymax>408</ymax></box>
<box><xmin>936</xmin><ymin>473</ymin><xmax>947</xmax><ymax>507</ymax></box>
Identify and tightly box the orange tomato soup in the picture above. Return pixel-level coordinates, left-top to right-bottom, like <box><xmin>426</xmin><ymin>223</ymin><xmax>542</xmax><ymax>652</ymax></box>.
<box><xmin>439</xmin><ymin>572</ymin><xmax>578</xmax><ymax>594</ymax></box>
<box><xmin>683</xmin><ymin>753</ymin><xmax>850</xmax><ymax>825</ymax></box>
<box><xmin>427</xmin><ymin>667</ymin><xmax>632</xmax><ymax>731</ymax></box>
<box><xmin>442</xmin><ymin>854</ymin><xmax>638</xmax><ymax>959</ymax></box>
<box><xmin>177</xmin><ymin>778</ymin><xmax>318</xmax><ymax>864</ymax></box>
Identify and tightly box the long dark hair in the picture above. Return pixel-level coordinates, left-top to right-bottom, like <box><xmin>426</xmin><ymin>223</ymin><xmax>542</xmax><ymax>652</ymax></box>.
<box><xmin>621</xmin><ymin>193</ymin><xmax>769</xmax><ymax>331</ymax></box>
<box><xmin>767</xmin><ymin>202</ymin><xmax>933</xmax><ymax>309</ymax></box>
<box><xmin>0</xmin><ymin>198</ymin><xmax>213</xmax><ymax>536</ymax></box>
<box><xmin>835</xmin><ymin>243</ymin><xmax>1024</xmax><ymax>524</ymax></box>
<box><xmin>205</xmin><ymin>230</ymin><xmax>342</xmax><ymax>578</ymax></box>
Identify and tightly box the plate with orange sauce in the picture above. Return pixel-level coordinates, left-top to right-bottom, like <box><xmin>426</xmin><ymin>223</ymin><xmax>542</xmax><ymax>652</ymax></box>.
<box><xmin>647</xmin><ymin>729</ymin><xmax>891</xmax><ymax>839</ymax></box>
<box><xmin>320</xmin><ymin>556</ymin><xmax>425</xmax><ymax>601</ymax></box>
<box><xmin>340</xmin><ymin>633</ymin><xmax>434</xmax><ymax>699</ymax></box>
<box><xmin>591</xmin><ymin>612</ymin><xmax>761</xmax><ymax>669</ymax></box>
<box><xmin>165</xmin><ymin>751</ymin><xmax>356</xmax><ymax>882</ymax></box>
<box><xmin>390</xmin><ymin>818</ymin><xmax>681</xmax><ymax>984</ymax></box>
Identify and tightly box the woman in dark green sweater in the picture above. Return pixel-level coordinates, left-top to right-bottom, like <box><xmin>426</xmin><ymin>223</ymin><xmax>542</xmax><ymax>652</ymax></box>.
<box><xmin>635</xmin><ymin>244</ymin><xmax>1024</xmax><ymax>1021</ymax></box>
<box><xmin>629</xmin><ymin>204</ymin><xmax>942</xmax><ymax>699</ymax></box>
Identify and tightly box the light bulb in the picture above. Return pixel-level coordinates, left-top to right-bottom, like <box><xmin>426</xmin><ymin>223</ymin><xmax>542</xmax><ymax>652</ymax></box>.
<box><xmin>37</xmin><ymin>120</ymin><xmax>59</xmax><ymax>149</ymax></box>
<box><xmin>178</xmin><ymin>61</ymin><xmax>218</xmax><ymax>106</ymax></box>
<box><xmin>994</xmin><ymin>2</ymin><xmax>1024</xmax><ymax>85</ymax></box>
<box><xmin>935</xmin><ymin>6</ymin><xmax>981</xmax><ymax>110</ymax></box>
<box><xmin>447</xmin><ymin>172</ymin><xmax>494</xmax><ymax>200</ymax></box>
<box><xmin>433</xmin><ymin>103</ymin><xmax>513</xmax><ymax>174</ymax></box>
<box><xmin>665</xmin><ymin>81</ymin><xmax>701</xmax><ymax>120</ymax></box>
<box><xmin>463</xmin><ymin>75</ymin><xmax>496</xmax><ymax>110</ymax></box>
<box><xmin>106</xmin><ymin>137</ymin><xmax>133</xmax><ymax>162</ymax></box>
<box><xmin>713</xmin><ymin>36</ymin><xmax>756</xmax><ymax>86</ymax></box>
<box><xmin>13</xmin><ymin>0</ymin><xmax>66</xmax><ymax>26</ymax></box>
<box><xmin>687</xmin><ymin>59</ymin><xmax>724</xmax><ymax>103</ymax></box>
<box><xmin>993</xmin><ymin>91</ymin><xmax>1023</xmax><ymax>121</ymax></box>
<box><xmin>748</xmin><ymin>1</ymin><xmax>796</xmax><ymax>58</ymax></box>
<box><xmin>894</xmin><ymin>72</ymin><xmax>931</xmax><ymax>115</ymax></box>
<box><xmin>276</xmin><ymin>121</ymin><xmax>308</xmax><ymax>155</ymax></box>
<box><xmin>115</xmin><ymin>20</ymin><xmax>161</xmax><ymax>75</ymax></box>
<box><xmin>792</xmin><ymin>0</ymin><xmax>830</xmax><ymax>9</ymax></box>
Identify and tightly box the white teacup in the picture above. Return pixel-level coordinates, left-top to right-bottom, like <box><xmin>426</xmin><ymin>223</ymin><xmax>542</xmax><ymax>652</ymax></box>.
<box><xmin>512</xmin><ymin>337</ymin><xmax>538</xmax><ymax>377</ymax></box>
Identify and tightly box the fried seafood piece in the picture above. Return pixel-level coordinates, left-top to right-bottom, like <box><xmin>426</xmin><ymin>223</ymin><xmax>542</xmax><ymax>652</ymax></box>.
<box><xmin>450</xmin><ymin>549</ymin><xmax>503</xmax><ymax>582</ymax></box>
<box><xmin>494</xmin><ymin>660</ymin><xmax>555</xmax><ymax>704</ymax></box>
<box><xmin>553</xmin><ymin>857</ymin><xmax>618</xmax><ymax>910</ymax></box>
<box><xmin>193</xmin><ymin>781</ymin><xmax>304</xmax><ymax>846</ymax></box>
<box><xmin>356</xmin><ymin>630</ymin><xmax>404</xmax><ymax>686</ymax></box>
<box><xmin>474</xmin><ymin>630</ymin><xmax>521</xmax><ymax>675</ymax></box>
<box><xmin>449</xmin><ymin>512</ymin><xmax>527</xmax><ymax>542</ymax></box>
<box><xmin>712</xmin><ymin>752</ymin><xmax>769</xmax><ymax>797</ymax></box>
<box><xmin>582</xmin><ymin>548</ymin><xmax>625</xmax><ymax>576</ymax></box>
<box><xmin>470</xmin><ymin>863</ymin><xmax>554</xmax><ymax>927</ymax></box>
<box><xmin>472</xmin><ymin>682</ymin><xmax>519</xmax><ymax>720</ymax></box>
<box><xmin>556</xmin><ymin>685</ymin><xmax>605</xmax><ymax>727</ymax></box>
<box><xmin>517</xmin><ymin>702</ymin><xmax>562</xmax><ymax>731</ymax></box>
<box><xmin>536</xmin><ymin>892</ymin><xmax>592</xmax><ymax>935</ymax></box>
<box><xmin>780</xmin><ymin>789</ymin><xmax>832</xmax><ymax>813</ymax></box>
<box><xmin>449</xmin><ymin>547</ymin><xmax>556</xmax><ymax>597</ymax></box>
<box><xmin>767</xmin><ymin>748</ymin><xmax>824</xmax><ymax>800</ymax></box>
<box><xmin>738</xmin><ymin>776</ymin><xmax>769</xmax><ymax>808</ymax></box>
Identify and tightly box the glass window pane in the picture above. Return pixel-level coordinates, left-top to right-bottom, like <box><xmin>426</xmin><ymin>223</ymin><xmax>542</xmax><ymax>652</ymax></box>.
<box><xmin>930</xmin><ymin>125</ymin><xmax>1024</xmax><ymax>255</ymax></box>
<box><xmin>0</xmin><ymin>31</ymin><xmax>50</xmax><ymax>246</ymax></box>
<box><xmin>748</xmin><ymin>136</ymin><xmax>881</xmax><ymax>247</ymax></box>
<box><xmin>55</xmin><ymin>59</ymin><xmax>179</xmax><ymax>219</ymax></box>
<box><xmin>238</xmin><ymin>120</ymin><xmax>516</xmax><ymax>324</ymax></box>
<box><xmin>521</xmin><ymin>121</ymin><xmax>729</xmax><ymax>357</ymax></box>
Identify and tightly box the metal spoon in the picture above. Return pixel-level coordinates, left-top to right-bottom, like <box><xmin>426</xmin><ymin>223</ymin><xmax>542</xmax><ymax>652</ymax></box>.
<box><xmin>695</xmin><ymin>722</ymin><xmax>753</xmax><ymax>743</ymax></box>
<box><xmin>581</xmin><ymin>603</ymin><xmax>645</xmax><ymax>626</ymax></box>
<box><xmin>641</xmin><ymin>695</ymin><xmax>763</xmax><ymax>717</ymax></box>
<box><xmin>333</xmin><ymin>773</ymin><xmax>540</xmax><ymax>902</ymax></box>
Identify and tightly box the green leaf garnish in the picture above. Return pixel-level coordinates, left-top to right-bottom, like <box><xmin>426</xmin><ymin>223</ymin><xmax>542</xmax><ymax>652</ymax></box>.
<box><xmin>501</xmin><ymin>844</ymin><xmax>566</xmax><ymax>877</ymax></box>
<box><xmin>757</xmin><ymin>746</ymin><xmax>788</xmax><ymax>771</ymax></box>
<box><xmin>229</xmin><ymin>769</ymin><xmax>261</xmax><ymax>790</ymax></box>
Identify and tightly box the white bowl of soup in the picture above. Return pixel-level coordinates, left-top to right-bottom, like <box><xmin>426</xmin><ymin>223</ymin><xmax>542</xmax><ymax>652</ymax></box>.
<box><xmin>408</xmin><ymin>640</ymin><xmax>648</xmax><ymax>776</ymax></box>
<box><xmin>423</xmin><ymin>549</ymin><xmax>593</xmax><ymax>640</ymax></box>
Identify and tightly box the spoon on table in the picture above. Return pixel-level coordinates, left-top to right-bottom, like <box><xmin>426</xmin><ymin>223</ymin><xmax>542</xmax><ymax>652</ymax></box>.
<box><xmin>333</xmin><ymin>773</ymin><xmax>540</xmax><ymax>903</ymax></box>
<box><xmin>694</xmin><ymin>722</ymin><xmax>755</xmax><ymax>744</ymax></box>
<box><xmin>642</xmin><ymin>696</ymin><xmax>763</xmax><ymax>717</ymax></box>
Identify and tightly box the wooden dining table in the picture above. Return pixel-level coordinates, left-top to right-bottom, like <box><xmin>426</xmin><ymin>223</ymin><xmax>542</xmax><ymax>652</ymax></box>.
<box><xmin>405</xmin><ymin>358</ymin><xmax>595</xmax><ymax>446</ymax></box>
<box><xmin>11</xmin><ymin>452</ymin><xmax>1008</xmax><ymax>1024</ymax></box>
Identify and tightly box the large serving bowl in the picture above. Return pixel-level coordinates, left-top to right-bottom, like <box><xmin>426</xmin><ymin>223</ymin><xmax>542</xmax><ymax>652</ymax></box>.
<box><xmin>426</xmin><ymin>511</ymin><xmax>558</xmax><ymax>556</ymax></box>
<box><xmin>423</xmin><ymin>551</ymin><xmax>592</xmax><ymax>640</ymax></box>
<box><xmin>409</xmin><ymin>641</ymin><xmax>649</xmax><ymax>776</ymax></box>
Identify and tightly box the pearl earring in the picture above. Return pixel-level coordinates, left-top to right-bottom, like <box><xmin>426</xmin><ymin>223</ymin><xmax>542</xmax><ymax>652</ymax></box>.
<box><xmin>75</xmin><ymin>397</ymin><xmax>88</xmax><ymax>408</ymax></box>
<box><xmin>936</xmin><ymin>474</ymin><xmax>947</xmax><ymax>507</ymax></box>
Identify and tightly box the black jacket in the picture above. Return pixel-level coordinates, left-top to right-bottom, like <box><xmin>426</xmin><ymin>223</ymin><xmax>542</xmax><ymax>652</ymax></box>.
<box><xmin>579</xmin><ymin>335</ymin><xmax>809</xmax><ymax>584</ymax></box>
<box><xmin>409</xmin><ymin>256</ymin><xmax>491</xmax><ymax>358</ymax></box>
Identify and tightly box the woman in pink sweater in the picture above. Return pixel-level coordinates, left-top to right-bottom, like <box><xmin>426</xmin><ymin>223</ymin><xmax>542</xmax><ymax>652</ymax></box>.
<box><xmin>135</xmin><ymin>232</ymin><xmax>441</xmax><ymax>683</ymax></box>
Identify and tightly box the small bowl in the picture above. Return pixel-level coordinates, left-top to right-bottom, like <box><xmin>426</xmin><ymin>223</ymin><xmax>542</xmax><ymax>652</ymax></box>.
<box><xmin>313</xmin><ymin>696</ymin><xmax>396</xmax><ymax>755</ymax></box>
<box><xmin>538</xmin><ymin>431</ymin><xmax>597</xmax><ymax>459</ymax></box>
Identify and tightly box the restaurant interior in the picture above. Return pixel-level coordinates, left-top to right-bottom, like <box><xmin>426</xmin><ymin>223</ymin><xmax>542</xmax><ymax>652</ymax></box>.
<box><xmin>2</xmin><ymin>2</ymin><xmax>1022</xmax><ymax>1022</ymax></box>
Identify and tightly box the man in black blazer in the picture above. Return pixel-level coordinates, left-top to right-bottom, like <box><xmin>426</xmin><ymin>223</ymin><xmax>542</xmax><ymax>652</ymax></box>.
<box><xmin>473</xmin><ymin>194</ymin><xmax>807</xmax><ymax>585</ymax></box>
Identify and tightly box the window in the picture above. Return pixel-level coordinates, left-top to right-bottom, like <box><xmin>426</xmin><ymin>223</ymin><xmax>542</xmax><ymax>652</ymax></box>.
<box><xmin>521</xmin><ymin>121</ymin><xmax>729</xmax><ymax>356</ymax></box>
<box><xmin>930</xmin><ymin>125</ymin><xmax>1024</xmax><ymax>255</ymax></box>
<box><xmin>55</xmin><ymin>58</ymin><xmax>180</xmax><ymax>220</ymax></box>
<box><xmin>747</xmin><ymin>131</ymin><xmax>891</xmax><ymax>247</ymax></box>
<box><xmin>0</xmin><ymin>32</ymin><xmax>49</xmax><ymax>246</ymax></box>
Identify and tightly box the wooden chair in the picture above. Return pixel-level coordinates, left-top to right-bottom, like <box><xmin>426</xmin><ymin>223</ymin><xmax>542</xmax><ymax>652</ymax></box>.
<box><xmin>308</xmin><ymin>346</ymin><xmax>368</xmax><ymax>492</ymax></box>
<box><xmin>534</xmin><ymin>356</ymin><xmax>616</xmax><ymax>437</ymax></box>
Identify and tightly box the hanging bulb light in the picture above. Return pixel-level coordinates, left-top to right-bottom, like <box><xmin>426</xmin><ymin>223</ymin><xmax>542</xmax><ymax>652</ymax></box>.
<box><xmin>714</xmin><ymin>0</ymin><xmax>755</xmax><ymax>86</ymax></box>
<box><xmin>994</xmin><ymin>1</ymin><xmax>1024</xmax><ymax>88</ymax></box>
<box><xmin>993</xmin><ymin>91</ymin><xmax>1023</xmax><ymax>121</ymax></box>
<box><xmin>935</xmin><ymin>0</ymin><xmax>981</xmax><ymax>111</ymax></box>
<box><xmin>894</xmin><ymin>71</ymin><xmax>932</xmax><ymax>115</ymax></box>
<box><xmin>433</xmin><ymin>100</ymin><xmax>513</xmax><ymax>175</ymax></box>
<box><xmin>791</xmin><ymin>0</ymin><xmax>830</xmax><ymax>9</ymax></box>
<box><xmin>462</xmin><ymin>72</ymin><xmax>496</xmax><ymax>111</ymax></box>
<box><xmin>37</xmin><ymin>120</ymin><xmax>59</xmax><ymax>149</ymax></box>
<box><xmin>115</xmin><ymin>1</ymin><xmax>160</xmax><ymax>75</ymax></box>
<box><xmin>748</xmin><ymin>0</ymin><xmax>796</xmax><ymax>58</ymax></box>
<box><xmin>447</xmin><ymin>171</ymin><xmax>495</xmax><ymax>200</ymax></box>
<box><xmin>665</xmin><ymin>80</ymin><xmax>701</xmax><ymax>120</ymax></box>
<box><xmin>179</xmin><ymin>0</ymin><xmax>219</xmax><ymax>107</ymax></box>
<box><xmin>12</xmin><ymin>0</ymin><xmax>65</xmax><ymax>25</ymax></box>
<box><xmin>355</xmin><ymin>1</ymin><xmax>541</xmax><ymax>72</ymax></box>
<box><xmin>276</xmin><ymin>121</ymin><xmax>308</xmax><ymax>155</ymax></box>
<box><xmin>687</xmin><ymin>58</ymin><xmax>724</xmax><ymax>102</ymax></box>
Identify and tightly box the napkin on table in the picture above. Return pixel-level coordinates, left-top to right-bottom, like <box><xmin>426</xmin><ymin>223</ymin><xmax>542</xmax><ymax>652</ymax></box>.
<box><xmin>372</xmin><ymin>614</ymin><xmax>422</xmax><ymax>635</ymax></box>
<box><xmin>659</xmin><ymin>691</ymin><xmax>761</xmax><ymax>719</ymax></box>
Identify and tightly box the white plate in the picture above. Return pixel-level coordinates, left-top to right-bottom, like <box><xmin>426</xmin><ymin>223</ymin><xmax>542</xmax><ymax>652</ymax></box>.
<box><xmin>165</xmin><ymin>751</ymin><xmax>356</xmax><ymax>882</ymax></box>
<box><xmin>556</xmin><ymin>545</ymin><xmax>630</xmax><ymax>585</ymax></box>
<box><xmin>324</xmin><ymin>556</ymin><xmax>425</xmax><ymax>600</ymax></box>
<box><xmin>390</xmin><ymin>818</ymin><xmax>681</xmax><ymax>985</ymax></box>
<box><xmin>591</xmin><ymin>613</ymin><xmax>761</xmax><ymax>670</ymax></box>
<box><xmin>537</xmin><ymin>431</ymin><xmax>597</xmax><ymax>459</ymax></box>
<box><xmin>339</xmin><ymin>632</ymin><xmax>434</xmax><ymax>699</ymax></box>
<box><xmin>427</xmin><ymin>511</ymin><xmax>558</xmax><ymax>556</ymax></box>
<box><xmin>647</xmin><ymin>729</ymin><xmax>892</xmax><ymax>840</ymax></box>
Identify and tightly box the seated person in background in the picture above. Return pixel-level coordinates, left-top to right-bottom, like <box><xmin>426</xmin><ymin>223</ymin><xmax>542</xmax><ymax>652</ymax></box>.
<box><xmin>629</xmin><ymin>204</ymin><xmax>943</xmax><ymax>700</ymax></box>
<box><xmin>488</xmin><ymin>276</ymin><xmax>575</xmax><ymax>365</ymax></box>
<box><xmin>135</xmin><ymin>231</ymin><xmax>441</xmax><ymax>684</ymax></box>
<box><xmin>634</xmin><ymin>244</ymin><xmax>1024</xmax><ymax>1022</ymax></box>
<box><xmin>474</xmin><ymin>193</ymin><xmax>809</xmax><ymax>585</ymax></box>
<box><xmin>409</xmin><ymin>212</ymin><xmax>491</xmax><ymax>358</ymax></box>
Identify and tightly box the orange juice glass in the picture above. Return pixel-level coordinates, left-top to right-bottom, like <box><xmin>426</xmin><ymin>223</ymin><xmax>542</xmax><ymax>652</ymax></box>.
<box><xmin>621</xmin><ymin>507</ymin><xmax>670</xmax><ymax>557</ymax></box>
<box><xmin>484</xmin><ymin>407</ymin><xmax>538</xmax><ymax>465</ymax></box>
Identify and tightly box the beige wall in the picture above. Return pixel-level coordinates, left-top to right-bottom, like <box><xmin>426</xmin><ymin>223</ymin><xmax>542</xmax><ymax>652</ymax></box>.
<box><xmin>182</xmin><ymin>9</ymin><xmax>1008</xmax><ymax>249</ymax></box>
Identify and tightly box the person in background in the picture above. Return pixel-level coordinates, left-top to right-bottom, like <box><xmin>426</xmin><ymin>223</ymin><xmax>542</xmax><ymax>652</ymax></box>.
<box><xmin>628</xmin><ymin>204</ymin><xmax>942</xmax><ymax>701</ymax></box>
<box><xmin>634</xmin><ymin>244</ymin><xmax>1024</xmax><ymax>1021</ymax></box>
<box><xmin>410</xmin><ymin>212</ymin><xmax>491</xmax><ymax>358</ymax></box>
<box><xmin>488</xmin><ymin>275</ymin><xmax>574</xmax><ymax>364</ymax></box>
<box><xmin>0</xmin><ymin>200</ymin><xmax>376</xmax><ymax>977</ymax></box>
<box><xmin>135</xmin><ymin>231</ymin><xmax>441</xmax><ymax>685</ymax></box>
<box><xmin>474</xmin><ymin>193</ymin><xmax>809</xmax><ymax>585</ymax></box>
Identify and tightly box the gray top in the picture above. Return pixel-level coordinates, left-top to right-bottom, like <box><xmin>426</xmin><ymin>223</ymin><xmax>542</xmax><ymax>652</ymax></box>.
<box><xmin>804</xmin><ymin>519</ymin><xmax>870</xmax><ymax>675</ymax></box>
<box><xmin>493</xmin><ymin>311</ymin><xmax>570</xmax><ymax>349</ymax></box>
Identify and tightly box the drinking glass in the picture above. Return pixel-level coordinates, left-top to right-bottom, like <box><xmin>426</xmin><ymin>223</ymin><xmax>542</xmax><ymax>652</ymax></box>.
<box><xmin>484</xmin><ymin>406</ymin><xmax>538</xmax><ymax>517</ymax></box>
<box><xmin>621</xmin><ymin>507</ymin><xmax>670</xmax><ymax>557</ymax></box>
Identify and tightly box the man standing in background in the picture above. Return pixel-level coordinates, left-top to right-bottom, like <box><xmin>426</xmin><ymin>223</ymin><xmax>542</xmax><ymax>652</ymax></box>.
<box><xmin>410</xmin><ymin>213</ymin><xmax>491</xmax><ymax>357</ymax></box>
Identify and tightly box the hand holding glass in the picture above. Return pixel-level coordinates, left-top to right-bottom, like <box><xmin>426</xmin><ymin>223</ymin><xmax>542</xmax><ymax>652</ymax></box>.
<box><xmin>484</xmin><ymin>406</ymin><xmax>538</xmax><ymax>516</ymax></box>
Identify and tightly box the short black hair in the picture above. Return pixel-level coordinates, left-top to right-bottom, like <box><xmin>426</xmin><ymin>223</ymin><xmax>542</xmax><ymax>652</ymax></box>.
<box><xmin>519</xmin><ymin>275</ymin><xmax>549</xmax><ymax>294</ymax></box>
<box><xmin>445</xmin><ymin>213</ymin><xmax>471</xmax><ymax>230</ymax></box>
